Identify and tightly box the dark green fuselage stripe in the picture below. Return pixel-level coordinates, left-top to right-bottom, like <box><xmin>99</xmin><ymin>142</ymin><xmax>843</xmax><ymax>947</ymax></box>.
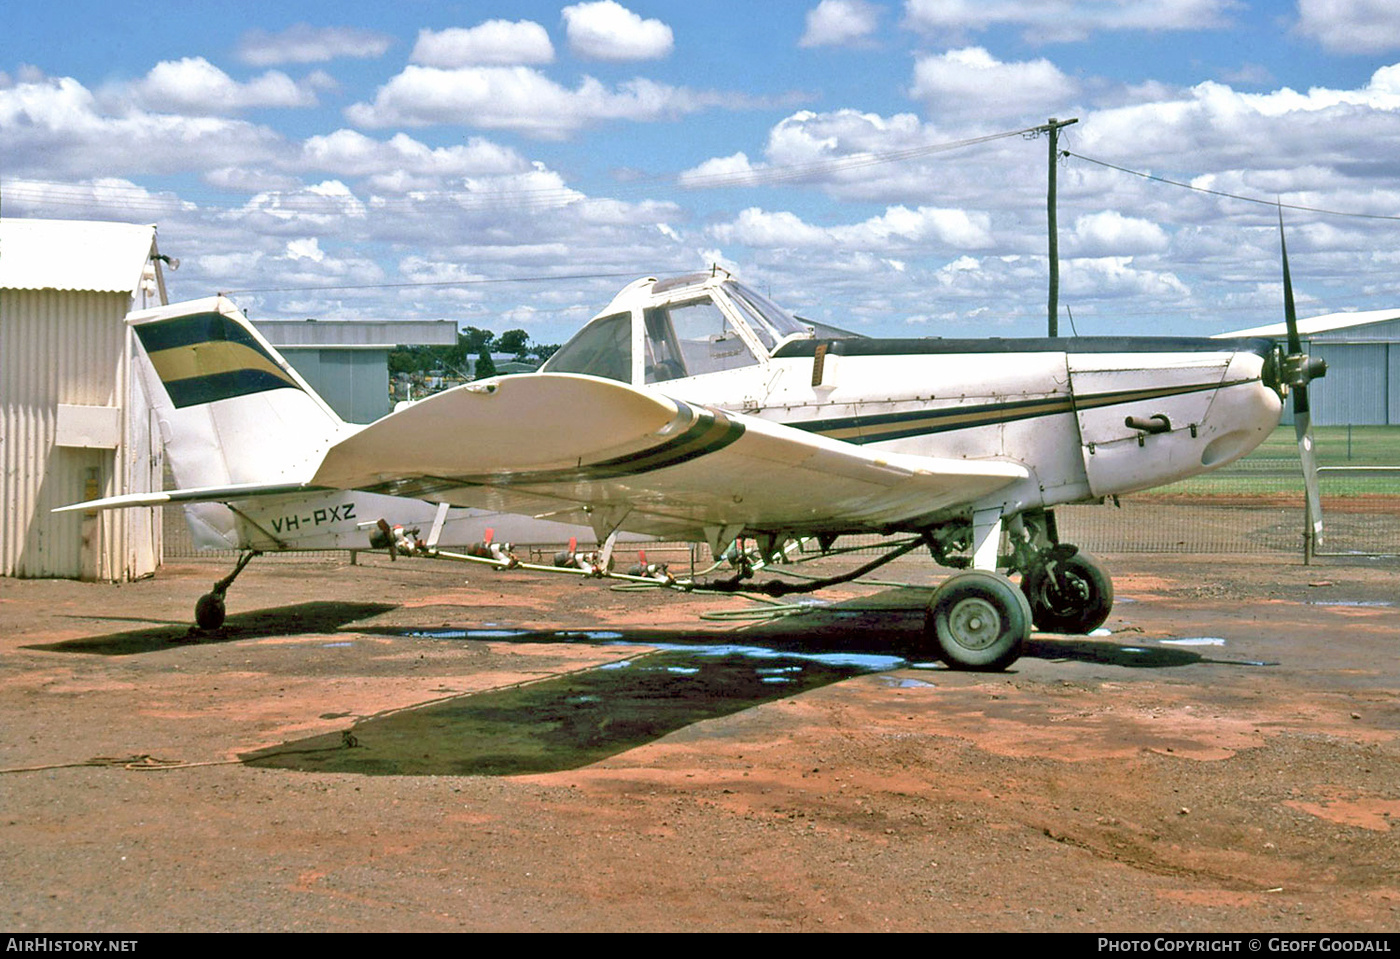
<box><xmin>135</xmin><ymin>312</ymin><xmax>278</xmax><ymax>361</ymax></box>
<box><xmin>161</xmin><ymin>370</ymin><xmax>301</xmax><ymax>409</ymax></box>
<box><xmin>793</xmin><ymin>378</ymin><xmax>1255</xmax><ymax>445</ymax></box>
<box><xmin>136</xmin><ymin>312</ymin><xmax>302</xmax><ymax>409</ymax></box>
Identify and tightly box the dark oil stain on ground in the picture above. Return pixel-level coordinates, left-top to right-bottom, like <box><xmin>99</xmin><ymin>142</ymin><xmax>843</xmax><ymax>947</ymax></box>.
<box><xmin>242</xmin><ymin>644</ymin><xmax>880</xmax><ymax>776</ymax></box>
<box><xmin>24</xmin><ymin>602</ymin><xmax>398</xmax><ymax>655</ymax></box>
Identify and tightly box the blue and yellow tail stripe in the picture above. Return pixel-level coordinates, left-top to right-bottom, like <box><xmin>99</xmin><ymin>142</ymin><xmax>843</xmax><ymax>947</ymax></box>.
<box><xmin>134</xmin><ymin>312</ymin><xmax>302</xmax><ymax>409</ymax></box>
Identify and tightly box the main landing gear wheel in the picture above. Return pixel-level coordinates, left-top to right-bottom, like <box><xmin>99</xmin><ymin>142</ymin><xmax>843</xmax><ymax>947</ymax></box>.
<box><xmin>925</xmin><ymin>570</ymin><xmax>1031</xmax><ymax>671</ymax></box>
<box><xmin>1019</xmin><ymin>548</ymin><xmax>1113</xmax><ymax>634</ymax></box>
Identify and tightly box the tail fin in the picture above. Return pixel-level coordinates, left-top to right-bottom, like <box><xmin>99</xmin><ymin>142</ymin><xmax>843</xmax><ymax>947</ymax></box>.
<box><xmin>128</xmin><ymin>295</ymin><xmax>351</xmax><ymax>489</ymax></box>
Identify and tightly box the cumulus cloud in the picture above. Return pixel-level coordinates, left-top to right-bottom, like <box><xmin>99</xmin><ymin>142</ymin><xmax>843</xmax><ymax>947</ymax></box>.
<box><xmin>346</xmin><ymin>65</ymin><xmax>719</xmax><ymax>137</ymax></box>
<box><xmin>910</xmin><ymin>47</ymin><xmax>1078</xmax><ymax>120</ymax></box>
<box><xmin>799</xmin><ymin>0</ymin><xmax>882</xmax><ymax>48</ymax></box>
<box><xmin>709</xmin><ymin>204</ymin><xmax>993</xmax><ymax>251</ymax></box>
<box><xmin>1294</xmin><ymin>0</ymin><xmax>1400</xmax><ymax>54</ymax></box>
<box><xmin>411</xmin><ymin>21</ymin><xmax>555</xmax><ymax>67</ymax></box>
<box><xmin>678</xmin><ymin>152</ymin><xmax>767</xmax><ymax>187</ymax></box>
<box><xmin>300</xmin><ymin>130</ymin><xmax>527</xmax><ymax>179</ymax></box>
<box><xmin>237</xmin><ymin>24</ymin><xmax>394</xmax><ymax>66</ymax></box>
<box><xmin>0</xmin><ymin>75</ymin><xmax>286</xmax><ymax>177</ymax></box>
<box><xmin>129</xmin><ymin>57</ymin><xmax>318</xmax><ymax>113</ymax></box>
<box><xmin>1066</xmin><ymin>210</ymin><xmax>1170</xmax><ymax>256</ymax></box>
<box><xmin>903</xmin><ymin>0</ymin><xmax>1238</xmax><ymax>44</ymax></box>
<box><xmin>562</xmin><ymin>1</ymin><xmax>674</xmax><ymax>61</ymax></box>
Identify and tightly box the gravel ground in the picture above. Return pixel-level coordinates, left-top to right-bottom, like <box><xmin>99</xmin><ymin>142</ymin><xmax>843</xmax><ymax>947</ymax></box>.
<box><xmin>1</xmin><ymin>548</ymin><xmax>1397</xmax><ymax>932</ymax></box>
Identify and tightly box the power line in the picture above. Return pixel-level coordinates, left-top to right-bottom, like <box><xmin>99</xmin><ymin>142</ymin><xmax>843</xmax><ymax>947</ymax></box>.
<box><xmin>1</xmin><ymin>124</ymin><xmax>1041</xmax><ymax>219</ymax></box>
<box><xmin>1067</xmin><ymin>152</ymin><xmax>1400</xmax><ymax>222</ymax></box>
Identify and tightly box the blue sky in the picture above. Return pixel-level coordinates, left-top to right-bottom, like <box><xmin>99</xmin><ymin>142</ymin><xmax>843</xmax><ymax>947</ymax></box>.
<box><xmin>5</xmin><ymin>1</ymin><xmax>1400</xmax><ymax>344</ymax></box>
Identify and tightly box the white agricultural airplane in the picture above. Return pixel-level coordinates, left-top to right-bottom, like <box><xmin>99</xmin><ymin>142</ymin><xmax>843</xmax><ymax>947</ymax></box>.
<box><xmin>65</xmin><ymin>228</ymin><xmax>1324</xmax><ymax>671</ymax></box>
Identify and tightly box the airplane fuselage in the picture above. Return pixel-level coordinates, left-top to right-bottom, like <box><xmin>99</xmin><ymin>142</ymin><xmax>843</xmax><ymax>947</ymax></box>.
<box><xmin>666</xmin><ymin>335</ymin><xmax>1281</xmax><ymax>524</ymax></box>
<box><xmin>545</xmin><ymin>273</ymin><xmax>1285</xmax><ymax>532</ymax></box>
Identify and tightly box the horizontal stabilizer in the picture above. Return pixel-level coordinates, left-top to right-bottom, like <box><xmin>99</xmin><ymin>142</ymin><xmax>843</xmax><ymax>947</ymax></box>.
<box><xmin>54</xmin><ymin>482</ymin><xmax>318</xmax><ymax>514</ymax></box>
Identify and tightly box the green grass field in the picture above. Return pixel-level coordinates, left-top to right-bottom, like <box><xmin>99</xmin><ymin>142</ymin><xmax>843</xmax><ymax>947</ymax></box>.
<box><xmin>1155</xmin><ymin>425</ymin><xmax>1400</xmax><ymax>497</ymax></box>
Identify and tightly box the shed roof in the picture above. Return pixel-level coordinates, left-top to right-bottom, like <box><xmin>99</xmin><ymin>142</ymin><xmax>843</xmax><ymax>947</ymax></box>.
<box><xmin>1218</xmin><ymin>308</ymin><xmax>1400</xmax><ymax>339</ymax></box>
<box><xmin>257</xmin><ymin>318</ymin><xmax>459</xmax><ymax>349</ymax></box>
<box><xmin>0</xmin><ymin>217</ymin><xmax>158</xmax><ymax>293</ymax></box>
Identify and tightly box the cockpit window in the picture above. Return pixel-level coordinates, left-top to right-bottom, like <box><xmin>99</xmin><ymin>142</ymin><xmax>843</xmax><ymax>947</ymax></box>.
<box><xmin>643</xmin><ymin>298</ymin><xmax>757</xmax><ymax>383</ymax></box>
<box><xmin>544</xmin><ymin>312</ymin><xmax>631</xmax><ymax>383</ymax></box>
<box><xmin>725</xmin><ymin>281</ymin><xmax>812</xmax><ymax>349</ymax></box>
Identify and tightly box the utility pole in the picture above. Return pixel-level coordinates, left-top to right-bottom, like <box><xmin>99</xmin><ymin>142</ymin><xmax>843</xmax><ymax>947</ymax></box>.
<box><xmin>1038</xmin><ymin>116</ymin><xmax>1078</xmax><ymax>337</ymax></box>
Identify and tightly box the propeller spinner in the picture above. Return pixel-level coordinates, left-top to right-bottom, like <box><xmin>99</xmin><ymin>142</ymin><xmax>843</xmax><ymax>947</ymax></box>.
<box><xmin>1277</xmin><ymin>207</ymin><xmax>1328</xmax><ymax>551</ymax></box>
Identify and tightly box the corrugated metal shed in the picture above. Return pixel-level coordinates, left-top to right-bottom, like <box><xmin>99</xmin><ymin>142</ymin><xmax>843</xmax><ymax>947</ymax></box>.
<box><xmin>1</xmin><ymin>217</ymin><xmax>166</xmax><ymax>580</ymax></box>
<box><xmin>0</xmin><ymin>218</ymin><xmax>165</xmax><ymax>294</ymax></box>
<box><xmin>257</xmin><ymin>318</ymin><xmax>458</xmax><ymax>424</ymax></box>
<box><xmin>1219</xmin><ymin>310</ymin><xmax>1400</xmax><ymax>426</ymax></box>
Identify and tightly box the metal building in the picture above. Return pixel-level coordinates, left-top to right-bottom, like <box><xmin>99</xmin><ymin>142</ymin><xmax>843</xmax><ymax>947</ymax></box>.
<box><xmin>1222</xmin><ymin>310</ymin><xmax>1400</xmax><ymax>426</ymax></box>
<box><xmin>0</xmin><ymin>217</ymin><xmax>168</xmax><ymax>580</ymax></box>
<box><xmin>254</xmin><ymin>318</ymin><xmax>458</xmax><ymax>424</ymax></box>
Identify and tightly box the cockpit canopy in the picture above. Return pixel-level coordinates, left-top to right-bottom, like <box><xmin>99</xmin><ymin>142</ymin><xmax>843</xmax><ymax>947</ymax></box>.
<box><xmin>543</xmin><ymin>274</ymin><xmax>831</xmax><ymax>386</ymax></box>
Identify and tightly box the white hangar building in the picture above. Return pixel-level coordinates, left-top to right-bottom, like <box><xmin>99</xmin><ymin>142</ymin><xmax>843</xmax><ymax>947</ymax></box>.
<box><xmin>0</xmin><ymin>217</ymin><xmax>168</xmax><ymax>580</ymax></box>
<box><xmin>1223</xmin><ymin>310</ymin><xmax>1400</xmax><ymax>426</ymax></box>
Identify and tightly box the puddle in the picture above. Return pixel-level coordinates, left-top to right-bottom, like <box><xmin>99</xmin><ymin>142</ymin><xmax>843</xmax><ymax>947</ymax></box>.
<box><xmin>1304</xmin><ymin>600</ymin><xmax>1394</xmax><ymax>608</ymax></box>
<box><xmin>879</xmin><ymin>675</ymin><xmax>936</xmax><ymax>689</ymax></box>
<box><xmin>243</xmin><ymin>642</ymin><xmax>899</xmax><ymax>777</ymax></box>
<box><xmin>1160</xmin><ymin>637</ymin><xmax>1227</xmax><ymax>647</ymax></box>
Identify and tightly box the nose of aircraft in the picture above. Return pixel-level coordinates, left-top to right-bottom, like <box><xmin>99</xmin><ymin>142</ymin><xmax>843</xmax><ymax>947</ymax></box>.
<box><xmin>1198</xmin><ymin>348</ymin><xmax>1285</xmax><ymax>469</ymax></box>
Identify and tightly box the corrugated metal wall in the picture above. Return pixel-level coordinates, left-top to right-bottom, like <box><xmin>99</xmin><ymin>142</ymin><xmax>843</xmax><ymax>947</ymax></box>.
<box><xmin>0</xmin><ymin>289</ymin><xmax>160</xmax><ymax>579</ymax></box>
<box><xmin>279</xmin><ymin>348</ymin><xmax>391</xmax><ymax>424</ymax></box>
<box><xmin>1306</xmin><ymin>321</ymin><xmax>1399</xmax><ymax>426</ymax></box>
<box><xmin>1312</xmin><ymin>343</ymin><xmax>1390</xmax><ymax>425</ymax></box>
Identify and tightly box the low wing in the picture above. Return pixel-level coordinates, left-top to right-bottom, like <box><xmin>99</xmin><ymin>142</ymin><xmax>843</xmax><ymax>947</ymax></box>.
<box><xmin>312</xmin><ymin>373</ymin><xmax>1027</xmax><ymax>542</ymax></box>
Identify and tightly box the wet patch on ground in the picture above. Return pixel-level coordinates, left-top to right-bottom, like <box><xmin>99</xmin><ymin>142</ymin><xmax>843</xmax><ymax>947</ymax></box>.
<box><xmin>243</xmin><ymin>642</ymin><xmax>895</xmax><ymax>775</ymax></box>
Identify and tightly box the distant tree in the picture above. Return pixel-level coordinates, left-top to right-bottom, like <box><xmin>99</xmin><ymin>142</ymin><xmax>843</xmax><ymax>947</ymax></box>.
<box><xmin>497</xmin><ymin>328</ymin><xmax>530</xmax><ymax>360</ymax></box>
<box><xmin>474</xmin><ymin>351</ymin><xmax>497</xmax><ymax>380</ymax></box>
<box><xmin>530</xmin><ymin>343</ymin><xmax>560</xmax><ymax>363</ymax></box>
<box><xmin>460</xmin><ymin>326</ymin><xmax>496</xmax><ymax>353</ymax></box>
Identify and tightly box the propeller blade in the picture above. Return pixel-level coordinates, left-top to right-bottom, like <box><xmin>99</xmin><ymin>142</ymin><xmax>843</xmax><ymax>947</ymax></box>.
<box><xmin>1295</xmin><ymin>409</ymin><xmax>1324</xmax><ymax>546</ymax></box>
<box><xmin>1279</xmin><ymin>206</ymin><xmax>1322</xmax><ymax>546</ymax></box>
<box><xmin>1279</xmin><ymin>205</ymin><xmax>1301</xmax><ymax>356</ymax></box>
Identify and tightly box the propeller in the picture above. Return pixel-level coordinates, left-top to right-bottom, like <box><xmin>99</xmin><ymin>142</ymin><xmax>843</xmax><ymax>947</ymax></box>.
<box><xmin>1277</xmin><ymin>207</ymin><xmax>1327</xmax><ymax>550</ymax></box>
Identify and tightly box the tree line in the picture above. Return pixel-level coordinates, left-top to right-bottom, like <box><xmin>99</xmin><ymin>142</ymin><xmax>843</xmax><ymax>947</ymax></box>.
<box><xmin>388</xmin><ymin>327</ymin><xmax>560</xmax><ymax>379</ymax></box>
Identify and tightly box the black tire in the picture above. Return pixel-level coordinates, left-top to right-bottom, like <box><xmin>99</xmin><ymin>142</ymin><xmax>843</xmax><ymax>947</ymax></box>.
<box><xmin>925</xmin><ymin>570</ymin><xmax>1030</xmax><ymax>671</ymax></box>
<box><xmin>194</xmin><ymin>593</ymin><xmax>226</xmax><ymax>631</ymax></box>
<box><xmin>1020</xmin><ymin>550</ymin><xmax>1113</xmax><ymax>634</ymax></box>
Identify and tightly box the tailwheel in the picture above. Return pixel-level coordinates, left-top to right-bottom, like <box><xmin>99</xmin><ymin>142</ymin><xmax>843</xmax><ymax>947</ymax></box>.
<box><xmin>925</xmin><ymin>570</ymin><xmax>1031</xmax><ymax>671</ymax></box>
<box><xmin>192</xmin><ymin>550</ymin><xmax>260</xmax><ymax>631</ymax></box>
<box><xmin>1019</xmin><ymin>547</ymin><xmax>1113</xmax><ymax>634</ymax></box>
<box><xmin>194</xmin><ymin>592</ymin><xmax>226</xmax><ymax>630</ymax></box>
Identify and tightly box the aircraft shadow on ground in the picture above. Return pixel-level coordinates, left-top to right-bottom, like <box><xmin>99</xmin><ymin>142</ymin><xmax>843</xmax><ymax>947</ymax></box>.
<box><xmin>242</xmin><ymin>601</ymin><xmax>1220</xmax><ymax>779</ymax></box>
<box><xmin>23</xmin><ymin>602</ymin><xmax>398</xmax><ymax>656</ymax></box>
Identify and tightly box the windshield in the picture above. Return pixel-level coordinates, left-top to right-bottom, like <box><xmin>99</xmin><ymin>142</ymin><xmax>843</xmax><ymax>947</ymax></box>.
<box><xmin>543</xmin><ymin>312</ymin><xmax>631</xmax><ymax>382</ymax></box>
<box><xmin>644</xmin><ymin>297</ymin><xmax>757</xmax><ymax>383</ymax></box>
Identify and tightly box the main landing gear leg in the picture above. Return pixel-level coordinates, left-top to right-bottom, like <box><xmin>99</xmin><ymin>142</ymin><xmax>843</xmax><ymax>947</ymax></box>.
<box><xmin>194</xmin><ymin>550</ymin><xmax>261</xmax><ymax>630</ymax></box>
<box><xmin>924</xmin><ymin>510</ymin><xmax>1031</xmax><ymax>671</ymax></box>
<box><xmin>1010</xmin><ymin>511</ymin><xmax>1114</xmax><ymax>635</ymax></box>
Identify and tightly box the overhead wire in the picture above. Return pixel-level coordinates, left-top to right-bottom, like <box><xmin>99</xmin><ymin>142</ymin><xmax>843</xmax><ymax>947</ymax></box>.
<box><xmin>1</xmin><ymin>125</ymin><xmax>1040</xmax><ymax>219</ymax></box>
<box><xmin>1066</xmin><ymin>151</ymin><xmax>1400</xmax><ymax>222</ymax></box>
